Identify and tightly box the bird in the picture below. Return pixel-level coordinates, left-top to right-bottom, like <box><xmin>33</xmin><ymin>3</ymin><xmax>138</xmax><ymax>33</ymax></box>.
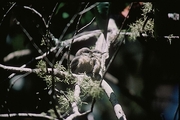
<box><xmin>70</xmin><ymin>47</ymin><xmax>101</xmax><ymax>78</ymax></box>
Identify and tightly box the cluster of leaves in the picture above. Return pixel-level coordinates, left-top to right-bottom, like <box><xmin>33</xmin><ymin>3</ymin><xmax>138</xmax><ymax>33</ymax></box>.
<box><xmin>129</xmin><ymin>2</ymin><xmax>154</xmax><ymax>40</ymax></box>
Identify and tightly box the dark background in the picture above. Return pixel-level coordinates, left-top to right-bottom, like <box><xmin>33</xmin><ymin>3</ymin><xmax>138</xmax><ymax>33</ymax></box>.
<box><xmin>0</xmin><ymin>1</ymin><xmax>179</xmax><ymax>120</ymax></box>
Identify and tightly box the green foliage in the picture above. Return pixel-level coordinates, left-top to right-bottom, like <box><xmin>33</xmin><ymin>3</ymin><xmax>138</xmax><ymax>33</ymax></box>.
<box><xmin>129</xmin><ymin>2</ymin><xmax>154</xmax><ymax>40</ymax></box>
<box><xmin>62</xmin><ymin>12</ymin><xmax>69</xmax><ymax>19</ymax></box>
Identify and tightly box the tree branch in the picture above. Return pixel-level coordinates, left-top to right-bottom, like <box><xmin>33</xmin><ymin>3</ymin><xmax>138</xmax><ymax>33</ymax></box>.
<box><xmin>23</xmin><ymin>6</ymin><xmax>47</xmax><ymax>28</ymax></box>
<box><xmin>60</xmin><ymin>30</ymin><xmax>102</xmax><ymax>47</ymax></box>
<box><xmin>0</xmin><ymin>113</ymin><xmax>58</xmax><ymax>120</ymax></box>
<box><xmin>0</xmin><ymin>9</ymin><xmax>128</xmax><ymax>119</ymax></box>
<box><xmin>0</xmin><ymin>61</ymin><xmax>126</xmax><ymax>120</ymax></box>
<box><xmin>0</xmin><ymin>63</ymin><xmax>67</xmax><ymax>79</ymax></box>
<box><xmin>101</xmin><ymin>80</ymin><xmax>127</xmax><ymax>120</ymax></box>
<box><xmin>3</xmin><ymin>49</ymin><xmax>31</xmax><ymax>62</ymax></box>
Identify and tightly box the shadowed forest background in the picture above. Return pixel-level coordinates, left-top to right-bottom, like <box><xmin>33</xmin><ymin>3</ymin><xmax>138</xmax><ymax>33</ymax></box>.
<box><xmin>0</xmin><ymin>1</ymin><xmax>179</xmax><ymax>120</ymax></box>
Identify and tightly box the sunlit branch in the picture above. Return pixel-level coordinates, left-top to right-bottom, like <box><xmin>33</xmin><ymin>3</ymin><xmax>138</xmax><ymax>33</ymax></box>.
<box><xmin>2</xmin><ymin>30</ymin><xmax>102</xmax><ymax>83</ymax></box>
<box><xmin>0</xmin><ymin>113</ymin><xmax>58</xmax><ymax>120</ymax></box>
<box><xmin>0</xmin><ymin>63</ymin><xmax>127</xmax><ymax>120</ymax></box>
<box><xmin>65</xmin><ymin>84</ymin><xmax>81</xmax><ymax>120</ymax></box>
<box><xmin>101</xmin><ymin>80</ymin><xmax>127</xmax><ymax>120</ymax></box>
<box><xmin>65</xmin><ymin>82</ymin><xmax>96</xmax><ymax>120</ymax></box>
<box><xmin>0</xmin><ymin>63</ymin><xmax>67</xmax><ymax>79</ymax></box>
<box><xmin>61</xmin><ymin>30</ymin><xmax>102</xmax><ymax>47</ymax></box>
<box><xmin>3</xmin><ymin>49</ymin><xmax>31</xmax><ymax>62</ymax></box>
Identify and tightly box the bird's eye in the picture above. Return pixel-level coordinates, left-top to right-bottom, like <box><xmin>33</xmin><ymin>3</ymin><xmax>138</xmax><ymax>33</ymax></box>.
<box><xmin>83</xmin><ymin>49</ymin><xmax>91</xmax><ymax>53</ymax></box>
<box><xmin>92</xmin><ymin>50</ymin><xmax>101</xmax><ymax>54</ymax></box>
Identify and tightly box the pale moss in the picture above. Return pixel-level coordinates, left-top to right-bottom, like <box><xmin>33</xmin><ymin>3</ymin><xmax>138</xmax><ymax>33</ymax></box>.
<box><xmin>80</xmin><ymin>76</ymin><xmax>103</xmax><ymax>98</ymax></box>
<box><xmin>36</xmin><ymin>60</ymin><xmax>75</xmax><ymax>87</ymax></box>
<box><xmin>58</xmin><ymin>89</ymin><xmax>83</xmax><ymax>113</ymax></box>
<box><xmin>36</xmin><ymin>60</ymin><xmax>47</xmax><ymax>77</ymax></box>
<box><xmin>142</xmin><ymin>2</ymin><xmax>153</xmax><ymax>15</ymax></box>
<box><xmin>129</xmin><ymin>2</ymin><xmax>154</xmax><ymax>40</ymax></box>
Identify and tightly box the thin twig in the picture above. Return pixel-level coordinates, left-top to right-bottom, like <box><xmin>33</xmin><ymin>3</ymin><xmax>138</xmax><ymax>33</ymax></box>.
<box><xmin>2</xmin><ymin>47</ymin><xmax>57</xmax><ymax>85</ymax></box>
<box><xmin>90</xmin><ymin>98</ymin><xmax>96</xmax><ymax>112</ymax></box>
<box><xmin>23</xmin><ymin>6</ymin><xmax>47</xmax><ymax>28</ymax></box>
<box><xmin>47</xmin><ymin>2</ymin><xmax>59</xmax><ymax>28</ymax></box>
<box><xmin>0</xmin><ymin>63</ymin><xmax>68</xmax><ymax>79</ymax></box>
<box><xmin>0</xmin><ymin>2</ymin><xmax>16</xmax><ymax>26</ymax></box>
<box><xmin>58</xmin><ymin>2</ymin><xmax>88</xmax><ymax>41</ymax></box>
<box><xmin>60</xmin><ymin>90</ymin><xmax>72</xmax><ymax>117</ymax></box>
<box><xmin>44</xmin><ymin>2</ymin><xmax>60</xmax><ymax>53</ymax></box>
<box><xmin>5</xmin><ymin>73</ymin><xmax>31</xmax><ymax>114</ymax></box>
<box><xmin>77</xmin><ymin>98</ymin><xmax>96</xmax><ymax>116</ymax></box>
<box><xmin>35</xmin><ymin>47</ymin><xmax>57</xmax><ymax>60</ymax></box>
<box><xmin>56</xmin><ymin>3</ymin><xmax>89</xmax><ymax>74</ymax></box>
<box><xmin>78</xmin><ymin>2</ymin><xmax>100</xmax><ymax>15</ymax></box>
<box><xmin>58</xmin><ymin>14</ymin><xmax>77</xmax><ymax>41</ymax></box>
<box><xmin>58</xmin><ymin>2</ymin><xmax>99</xmax><ymax>41</ymax></box>
<box><xmin>61</xmin><ymin>30</ymin><xmax>101</xmax><ymax>47</ymax></box>
<box><xmin>77</xmin><ymin>17</ymin><xmax>96</xmax><ymax>33</ymax></box>
<box><xmin>67</xmin><ymin>2</ymin><xmax>90</xmax><ymax>72</ymax></box>
<box><xmin>66</xmin><ymin>16</ymin><xmax>82</xmax><ymax>72</ymax></box>
<box><xmin>50</xmin><ymin>64</ymin><xmax>62</xmax><ymax>120</ymax></box>
<box><xmin>102</xmin><ymin>2</ymin><xmax>134</xmax><ymax>78</ymax></box>
<box><xmin>7</xmin><ymin>72</ymin><xmax>30</xmax><ymax>93</ymax></box>
<box><xmin>13</xmin><ymin>18</ymin><xmax>53</xmax><ymax>67</ymax></box>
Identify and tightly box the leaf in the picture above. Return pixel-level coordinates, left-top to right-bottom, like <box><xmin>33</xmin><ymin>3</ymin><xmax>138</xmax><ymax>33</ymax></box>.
<box><xmin>62</xmin><ymin>12</ymin><xmax>69</xmax><ymax>19</ymax></box>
